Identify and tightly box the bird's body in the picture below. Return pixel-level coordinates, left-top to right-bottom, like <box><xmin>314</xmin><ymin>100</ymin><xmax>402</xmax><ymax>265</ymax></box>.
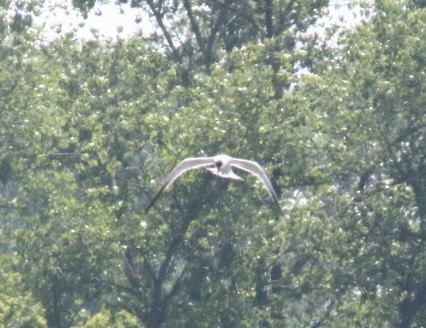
<box><xmin>207</xmin><ymin>155</ymin><xmax>244</xmax><ymax>180</ymax></box>
<box><xmin>146</xmin><ymin>154</ymin><xmax>279</xmax><ymax>211</ymax></box>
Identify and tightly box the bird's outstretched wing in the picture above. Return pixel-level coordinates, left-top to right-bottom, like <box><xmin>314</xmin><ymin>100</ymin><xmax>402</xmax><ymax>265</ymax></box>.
<box><xmin>229</xmin><ymin>158</ymin><xmax>279</xmax><ymax>204</ymax></box>
<box><xmin>146</xmin><ymin>157</ymin><xmax>215</xmax><ymax>212</ymax></box>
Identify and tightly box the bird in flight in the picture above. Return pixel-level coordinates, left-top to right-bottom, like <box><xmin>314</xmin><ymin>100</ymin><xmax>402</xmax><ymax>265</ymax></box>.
<box><xmin>146</xmin><ymin>154</ymin><xmax>279</xmax><ymax>211</ymax></box>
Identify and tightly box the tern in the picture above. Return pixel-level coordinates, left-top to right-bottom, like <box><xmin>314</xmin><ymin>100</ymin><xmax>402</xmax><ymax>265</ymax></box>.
<box><xmin>146</xmin><ymin>154</ymin><xmax>279</xmax><ymax>211</ymax></box>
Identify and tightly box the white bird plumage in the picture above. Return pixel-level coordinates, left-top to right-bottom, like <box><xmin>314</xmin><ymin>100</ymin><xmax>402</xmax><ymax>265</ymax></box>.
<box><xmin>146</xmin><ymin>154</ymin><xmax>279</xmax><ymax>211</ymax></box>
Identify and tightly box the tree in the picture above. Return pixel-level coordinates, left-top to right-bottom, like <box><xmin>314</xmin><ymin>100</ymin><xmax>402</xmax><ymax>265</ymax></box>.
<box><xmin>6</xmin><ymin>0</ymin><xmax>426</xmax><ymax>327</ymax></box>
<box><xmin>288</xmin><ymin>0</ymin><xmax>426</xmax><ymax>326</ymax></box>
<box><xmin>72</xmin><ymin>0</ymin><xmax>328</xmax><ymax>92</ymax></box>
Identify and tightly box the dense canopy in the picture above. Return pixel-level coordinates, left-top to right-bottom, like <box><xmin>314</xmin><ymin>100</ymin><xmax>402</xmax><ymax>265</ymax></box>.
<box><xmin>1</xmin><ymin>0</ymin><xmax>425</xmax><ymax>327</ymax></box>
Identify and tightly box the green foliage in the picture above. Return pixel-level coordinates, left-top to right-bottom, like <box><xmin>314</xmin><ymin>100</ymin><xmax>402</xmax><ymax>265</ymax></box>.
<box><xmin>1</xmin><ymin>0</ymin><xmax>426</xmax><ymax>327</ymax></box>
<box><xmin>75</xmin><ymin>308</ymin><xmax>140</xmax><ymax>328</ymax></box>
<box><xmin>294</xmin><ymin>1</ymin><xmax>426</xmax><ymax>326</ymax></box>
<box><xmin>0</xmin><ymin>255</ymin><xmax>47</xmax><ymax>327</ymax></box>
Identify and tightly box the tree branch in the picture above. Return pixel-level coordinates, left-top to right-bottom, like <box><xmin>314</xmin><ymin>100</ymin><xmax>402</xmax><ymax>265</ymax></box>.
<box><xmin>204</xmin><ymin>0</ymin><xmax>232</xmax><ymax>72</ymax></box>
<box><xmin>278</xmin><ymin>0</ymin><xmax>297</xmax><ymax>34</ymax></box>
<box><xmin>264</xmin><ymin>0</ymin><xmax>274</xmax><ymax>37</ymax></box>
<box><xmin>183</xmin><ymin>0</ymin><xmax>206</xmax><ymax>57</ymax></box>
<box><xmin>162</xmin><ymin>265</ymin><xmax>188</xmax><ymax>307</ymax></box>
<box><xmin>146</xmin><ymin>0</ymin><xmax>181</xmax><ymax>62</ymax></box>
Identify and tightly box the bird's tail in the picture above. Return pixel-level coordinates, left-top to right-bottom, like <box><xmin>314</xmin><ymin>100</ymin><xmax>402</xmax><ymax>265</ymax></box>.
<box><xmin>206</xmin><ymin>168</ymin><xmax>243</xmax><ymax>180</ymax></box>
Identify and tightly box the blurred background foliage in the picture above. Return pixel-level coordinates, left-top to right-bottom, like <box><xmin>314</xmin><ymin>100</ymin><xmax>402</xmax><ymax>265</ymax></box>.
<box><xmin>1</xmin><ymin>0</ymin><xmax>425</xmax><ymax>327</ymax></box>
